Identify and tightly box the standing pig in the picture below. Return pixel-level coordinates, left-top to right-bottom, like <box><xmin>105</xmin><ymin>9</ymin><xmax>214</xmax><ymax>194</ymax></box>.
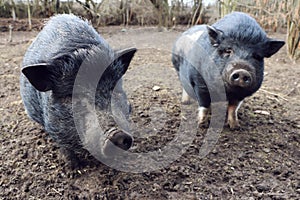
<box><xmin>172</xmin><ymin>12</ymin><xmax>285</xmax><ymax>129</ymax></box>
<box><xmin>20</xmin><ymin>14</ymin><xmax>136</xmax><ymax>167</ymax></box>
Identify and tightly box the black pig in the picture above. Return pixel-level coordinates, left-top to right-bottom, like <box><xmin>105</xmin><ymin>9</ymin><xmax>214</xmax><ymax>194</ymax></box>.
<box><xmin>20</xmin><ymin>14</ymin><xmax>136</xmax><ymax>167</ymax></box>
<box><xmin>172</xmin><ymin>12</ymin><xmax>285</xmax><ymax>129</ymax></box>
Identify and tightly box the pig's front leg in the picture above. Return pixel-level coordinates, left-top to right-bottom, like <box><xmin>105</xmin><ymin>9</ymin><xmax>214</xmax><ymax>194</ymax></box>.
<box><xmin>227</xmin><ymin>100</ymin><xmax>242</xmax><ymax>129</ymax></box>
<box><xmin>194</xmin><ymin>89</ymin><xmax>211</xmax><ymax>126</ymax></box>
<box><xmin>198</xmin><ymin>106</ymin><xmax>210</xmax><ymax>126</ymax></box>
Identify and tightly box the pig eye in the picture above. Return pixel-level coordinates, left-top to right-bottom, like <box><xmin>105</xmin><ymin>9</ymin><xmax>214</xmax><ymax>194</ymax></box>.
<box><xmin>219</xmin><ymin>48</ymin><xmax>233</xmax><ymax>58</ymax></box>
<box><xmin>224</xmin><ymin>48</ymin><xmax>233</xmax><ymax>55</ymax></box>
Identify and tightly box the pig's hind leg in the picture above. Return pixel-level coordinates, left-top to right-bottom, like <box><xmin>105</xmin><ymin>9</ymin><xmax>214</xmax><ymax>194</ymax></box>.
<box><xmin>181</xmin><ymin>88</ymin><xmax>192</xmax><ymax>104</ymax></box>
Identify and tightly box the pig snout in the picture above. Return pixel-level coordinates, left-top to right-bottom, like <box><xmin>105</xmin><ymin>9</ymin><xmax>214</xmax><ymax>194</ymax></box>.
<box><xmin>229</xmin><ymin>69</ymin><xmax>252</xmax><ymax>88</ymax></box>
<box><xmin>109</xmin><ymin>131</ymin><xmax>133</xmax><ymax>151</ymax></box>
<box><xmin>224</xmin><ymin>61</ymin><xmax>255</xmax><ymax>88</ymax></box>
<box><xmin>103</xmin><ymin>128</ymin><xmax>133</xmax><ymax>156</ymax></box>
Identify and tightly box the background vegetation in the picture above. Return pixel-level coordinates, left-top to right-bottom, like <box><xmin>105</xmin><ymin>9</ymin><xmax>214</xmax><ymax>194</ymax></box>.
<box><xmin>0</xmin><ymin>0</ymin><xmax>299</xmax><ymax>61</ymax></box>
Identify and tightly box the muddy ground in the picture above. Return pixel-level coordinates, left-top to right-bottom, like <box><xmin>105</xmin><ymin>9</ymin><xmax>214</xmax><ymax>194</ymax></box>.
<box><xmin>0</xmin><ymin>21</ymin><xmax>299</xmax><ymax>199</ymax></box>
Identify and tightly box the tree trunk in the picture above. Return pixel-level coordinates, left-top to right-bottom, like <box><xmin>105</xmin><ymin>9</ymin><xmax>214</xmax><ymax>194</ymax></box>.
<box><xmin>10</xmin><ymin>0</ymin><xmax>16</xmax><ymax>20</ymax></box>
<box><xmin>287</xmin><ymin>0</ymin><xmax>300</xmax><ymax>61</ymax></box>
<box><xmin>55</xmin><ymin>0</ymin><xmax>60</xmax><ymax>14</ymax></box>
<box><xmin>27</xmin><ymin>0</ymin><xmax>32</xmax><ymax>30</ymax></box>
<box><xmin>125</xmin><ymin>0</ymin><xmax>129</xmax><ymax>26</ymax></box>
<box><xmin>158</xmin><ymin>0</ymin><xmax>163</xmax><ymax>29</ymax></box>
<box><xmin>191</xmin><ymin>0</ymin><xmax>202</xmax><ymax>25</ymax></box>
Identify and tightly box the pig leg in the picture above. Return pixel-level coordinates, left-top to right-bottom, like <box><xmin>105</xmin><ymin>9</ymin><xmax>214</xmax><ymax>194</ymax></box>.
<box><xmin>181</xmin><ymin>88</ymin><xmax>192</xmax><ymax>104</ymax></box>
<box><xmin>198</xmin><ymin>106</ymin><xmax>210</xmax><ymax>125</ymax></box>
<box><xmin>61</xmin><ymin>148</ymin><xmax>83</xmax><ymax>169</ymax></box>
<box><xmin>195</xmin><ymin>91</ymin><xmax>211</xmax><ymax>126</ymax></box>
<box><xmin>227</xmin><ymin>100</ymin><xmax>243</xmax><ymax>129</ymax></box>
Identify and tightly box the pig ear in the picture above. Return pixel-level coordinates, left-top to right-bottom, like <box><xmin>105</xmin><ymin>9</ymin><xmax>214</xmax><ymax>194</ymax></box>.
<box><xmin>22</xmin><ymin>63</ymin><xmax>54</xmax><ymax>92</ymax></box>
<box><xmin>101</xmin><ymin>47</ymin><xmax>136</xmax><ymax>89</ymax></box>
<box><xmin>207</xmin><ymin>25</ymin><xmax>223</xmax><ymax>47</ymax></box>
<box><xmin>263</xmin><ymin>39</ymin><xmax>285</xmax><ymax>58</ymax></box>
<box><xmin>114</xmin><ymin>47</ymin><xmax>137</xmax><ymax>76</ymax></box>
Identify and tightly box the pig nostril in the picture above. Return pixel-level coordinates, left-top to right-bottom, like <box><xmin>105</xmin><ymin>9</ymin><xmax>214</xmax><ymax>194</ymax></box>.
<box><xmin>243</xmin><ymin>76</ymin><xmax>251</xmax><ymax>83</ymax></box>
<box><xmin>110</xmin><ymin>132</ymin><xmax>132</xmax><ymax>151</ymax></box>
<box><xmin>232</xmin><ymin>73</ymin><xmax>239</xmax><ymax>81</ymax></box>
<box><xmin>122</xmin><ymin>137</ymin><xmax>132</xmax><ymax>149</ymax></box>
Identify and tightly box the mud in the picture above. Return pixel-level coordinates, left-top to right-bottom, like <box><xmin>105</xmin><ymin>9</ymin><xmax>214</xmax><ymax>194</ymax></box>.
<box><xmin>0</xmin><ymin>24</ymin><xmax>299</xmax><ymax>199</ymax></box>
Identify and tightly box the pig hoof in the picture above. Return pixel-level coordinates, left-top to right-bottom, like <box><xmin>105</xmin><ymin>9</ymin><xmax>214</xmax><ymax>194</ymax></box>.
<box><xmin>198</xmin><ymin>115</ymin><xmax>209</xmax><ymax>128</ymax></box>
<box><xmin>181</xmin><ymin>89</ymin><xmax>192</xmax><ymax>104</ymax></box>
<box><xmin>198</xmin><ymin>107</ymin><xmax>209</xmax><ymax>126</ymax></box>
<box><xmin>182</xmin><ymin>99</ymin><xmax>192</xmax><ymax>105</ymax></box>
<box><xmin>198</xmin><ymin>115</ymin><xmax>208</xmax><ymax>125</ymax></box>
<box><xmin>181</xmin><ymin>96</ymin><xmax>192</xmax><ymax>104</ymax></box>
<box><xmin>69</xmin><ymin>159</ymin><xmax>82</xmax><ymax>170</ymax></box>
<box><xmin>61</xmin><ymin>148</ymin><xmax>84</xmax><ymax>169</ymax></box>
<box><xmin>227</xmin><ymin>120</ymin><xmax>240</xmax><ymax>130</ymax></box>
<box><xmin>198</xmin><ymin>120</ymin><xmax>209</xmax><ymax>128</ymax></box>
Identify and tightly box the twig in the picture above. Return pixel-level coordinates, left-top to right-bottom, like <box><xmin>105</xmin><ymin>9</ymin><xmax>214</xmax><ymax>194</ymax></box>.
<box><xmin>259</xmin><ymin>89</ymin><xmax>288</xmax><ymax>101</ymax></box>
<box><xmin>51</xmin><ymin>188</ymin><xmax>62</xmax><ymax>195</ymax></box>
<box><xmin>286</xmin><ymin>87</ymin><xmax>298</xmax><ymax>96</ymax></box>
<box><xmin>8</xmin><ymin>24</ymin><xmax>13</xmax><ymax>42</ymax></box>
<box><xmin>266</xmin><ymin>192</ymin><xmax>287</xmax><ymax>196</ymax></box>
<box><xmin>266</xmin><ymin>96</ymin><xmax>280</xmax><ymax>103</ymax></box>
<box><xmin>10</xmin><ymin>120</ymin><xmax>20</xmax><ymax>133</ymax></box>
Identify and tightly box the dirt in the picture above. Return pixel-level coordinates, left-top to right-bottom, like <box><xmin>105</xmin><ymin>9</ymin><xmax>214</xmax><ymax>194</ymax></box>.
<box><xmin>0</xmin><ymin>23</ymin><xmax>299</xmax><ymax>199</ymax></box>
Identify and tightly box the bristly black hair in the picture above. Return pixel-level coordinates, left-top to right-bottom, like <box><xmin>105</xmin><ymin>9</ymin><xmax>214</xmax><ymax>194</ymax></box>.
<box><xmin>213</xmin><ymin>12</ymin><xmax>267</xmax><ymax>44</ymax></box>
